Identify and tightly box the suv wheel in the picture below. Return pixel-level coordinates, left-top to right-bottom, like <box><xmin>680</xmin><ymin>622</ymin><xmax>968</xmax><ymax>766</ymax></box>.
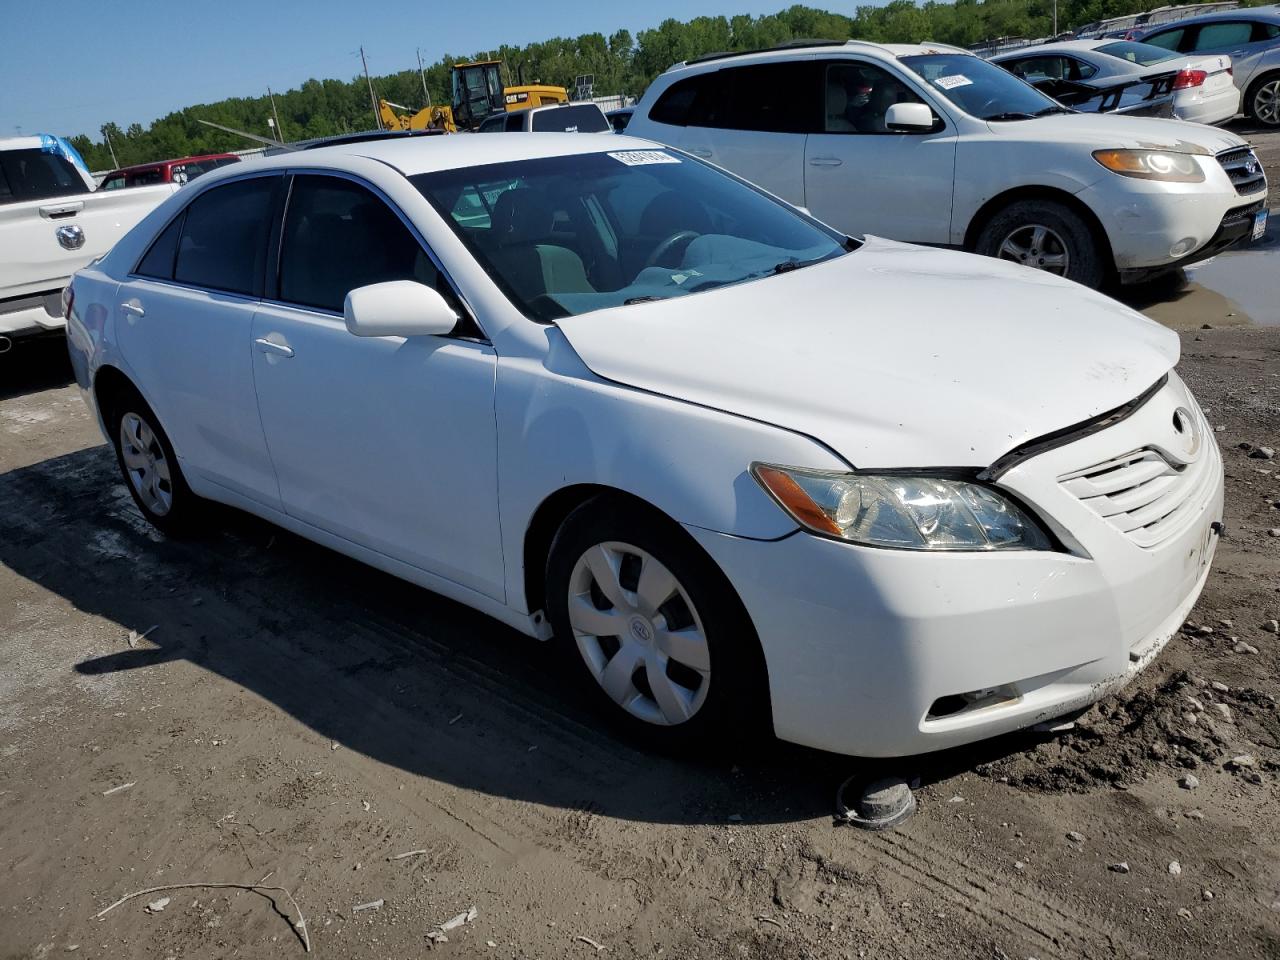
<box><xmin>975</xmin><ymin>199</ymin><xmax>1104</xmax><ymax>288</ymax></box>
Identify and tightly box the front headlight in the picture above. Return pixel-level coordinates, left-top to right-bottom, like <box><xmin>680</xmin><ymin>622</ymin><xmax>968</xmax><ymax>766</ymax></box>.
<box><xmin>1092</xmin><ymin>149</ymin><xmax>1205</xmax><ymax>183</ymax></box>
<box><xmin>752</xmin><ymin>464</ymin><xmax>1054</xmax><ymax>551</ymax></box>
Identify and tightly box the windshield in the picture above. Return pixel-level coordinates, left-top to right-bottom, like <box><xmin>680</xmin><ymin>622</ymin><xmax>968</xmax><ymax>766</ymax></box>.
<box><xmin>1095</xmin><ymin>41</ymin><xmax>1180</xmax><ymax>67</ymax></box>
<box><xmin>900</xmin><ymin>53</ymin><xmax>1062</xmax><ymax>120</ymax></box>
<box><xmin>413</xmin><ymin>149</ymin><xmax>847</xmax><ymax>322</ymax></box>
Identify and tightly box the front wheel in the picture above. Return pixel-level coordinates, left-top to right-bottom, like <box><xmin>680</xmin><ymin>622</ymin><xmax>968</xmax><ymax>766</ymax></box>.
<box><xmin>974</xmin><ymin>199</ymin><xmax>1105</xmax><ymax>288</ymax></box>
<box><xmin>1246</xmin><ymin>73</ymin><xmax>1280</xmax><ymax>127</ymax></box>
<box><xmin>544</xmin><ymin>497</ymin><xmax>767</xmax><ymax>753</ymax></box>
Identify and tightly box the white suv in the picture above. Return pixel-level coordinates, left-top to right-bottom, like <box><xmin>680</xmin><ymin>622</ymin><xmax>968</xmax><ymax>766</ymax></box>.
<box><xmin>627</xmin><ymin>40</ymin><xmax>1268</xmax><ymax>286</ymax></box>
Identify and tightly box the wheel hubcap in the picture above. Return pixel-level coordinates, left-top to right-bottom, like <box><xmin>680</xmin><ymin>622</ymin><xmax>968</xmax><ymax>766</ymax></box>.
<box><xmin>119</xmin><ymin>412</ymin><xmax>173</xmax><ymax>516</ymax></box>
<box><xmin>1256</xmin><ymin>80</ymin><xmax>1280</xmax><ymax>126</ymax></box>
<box><xmin>997</xmin><ymin>223</ymin><xmax>1070</xmax><ymax>276</ymax></box>
<box><xmin>567</xmin><ymin>541</ymin><xmax>710</xmax><ymax>726</ymax></box>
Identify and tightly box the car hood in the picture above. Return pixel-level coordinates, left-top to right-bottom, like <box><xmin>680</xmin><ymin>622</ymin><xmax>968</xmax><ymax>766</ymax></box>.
<box><xmin>986</xmin><ymin>112</ymin><xmax>1245</xmax><ymax>154</ymax></box>
<box><xmin>554</xmin><ymin>238</ymin><xmax>1179</xmax><ymax>469</ymax></box>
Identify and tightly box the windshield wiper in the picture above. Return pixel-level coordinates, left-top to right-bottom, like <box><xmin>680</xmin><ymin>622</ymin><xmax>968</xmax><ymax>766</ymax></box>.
<box><xmin>1034</xmin><ymin>105</ymin><xmax>1074</xmax><ymax>116</ymax></box>
<box><xmin>623</xmin><ymin>295</ymin><xmax>667</xmax><ymax>305</ymax></box>
<box><xmin>982</xmin><ymin>111</ymin><xmax>1038</xmax><ymax>121</ymax></box>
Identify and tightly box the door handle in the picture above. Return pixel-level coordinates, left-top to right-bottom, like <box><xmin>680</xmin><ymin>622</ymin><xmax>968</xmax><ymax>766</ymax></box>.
<box><xmin>120</xmin><ymin>302</ymin><xmax>145</xmax><ymax>317</ymax></box>
<box><xmin>808</xmin><ymin>157</ymin><xmax>843</xmax><ymax>167</ymax></box>
<box><xmin>687</xmin><ymin>148</ymin><xmax>713</xmax><ymax>158</ymax></box>
<box><xmin>254</xmin><ymin>337</ymin><xmax>294</xmax><ymax>358</ymax></box>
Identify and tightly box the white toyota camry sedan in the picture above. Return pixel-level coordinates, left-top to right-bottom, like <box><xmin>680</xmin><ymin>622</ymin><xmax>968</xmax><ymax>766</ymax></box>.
<box><xmin>65</xmin><ymin>133</ymin><xmax>1223</xmax><ymax>758</ymax></box>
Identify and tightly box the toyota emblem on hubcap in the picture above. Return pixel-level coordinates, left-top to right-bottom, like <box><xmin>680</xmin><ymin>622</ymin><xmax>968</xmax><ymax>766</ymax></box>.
<box><xmin>55</xmin><ymin>224</ymin><xmax>85</xmax><ymax>251</ymax></box>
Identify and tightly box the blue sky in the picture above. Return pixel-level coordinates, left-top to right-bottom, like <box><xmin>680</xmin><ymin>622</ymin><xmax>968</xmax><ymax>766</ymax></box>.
<box><xmin>2</xmin><ymin>0</ymin><xmax>809</xmax><ymax>140</ymax></box>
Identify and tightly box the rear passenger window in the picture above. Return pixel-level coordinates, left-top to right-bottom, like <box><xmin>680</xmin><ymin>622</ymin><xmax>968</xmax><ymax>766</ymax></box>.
<box><xmin>135</xmin><ymin>214</ymin><xmax>184</xmax><ymax>280</ymax></box>
<box><xmin>710</xmin><ymin>62</ymin><xmax>817</xmax><ymax>133</ymax></box>
<box><xmin>530</xmin><ymin>105</ymin><xmax>610</xmax><ymax>133</ymax></box>
<box><xmin>278</xmin><ymin>175</ymin><xmax>441</xmax><ymax>314</ymax></box>
<box><xmin>174</xmin><ymin>176</ymin><xmax>276</xmax><ymax>296</ymax></box>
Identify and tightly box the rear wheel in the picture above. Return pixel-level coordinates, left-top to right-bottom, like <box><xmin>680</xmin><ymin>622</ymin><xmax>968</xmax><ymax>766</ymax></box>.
<box><xmin>975</xmin><ymin>199</ymin><xmax>1105</xmax><ymax>288</ymax></box>
<box><xmin>107</xmin><ymin>389</ymin><xmax>202</xmax><ymax>535</ymax></box>
<box><xmin>545</xmin><ymin>496</ymin><xmax>767</xmax><ymax>752</ymax></box>
<box><xmin>1246</xmin><ymin>73</ymin><xmax>1280</xmax><ymax>127</ymax></box>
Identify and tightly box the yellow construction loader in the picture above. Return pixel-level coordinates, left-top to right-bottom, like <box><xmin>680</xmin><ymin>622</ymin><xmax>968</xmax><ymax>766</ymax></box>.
<box><xmin>450</xmin><ymin>60</ymin><xmax>568</xmax><ymax>130</ymax></box>
<box><xmin>378</xmin><ymin>99</ymin><xmax>457</xmax><ymax>134</ymax></box>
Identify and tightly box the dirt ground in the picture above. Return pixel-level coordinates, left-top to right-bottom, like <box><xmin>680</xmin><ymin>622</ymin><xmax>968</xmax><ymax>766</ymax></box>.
<box><xmin>2</xmin><ymin>128</ymin><xmax>1278</xmax><ymax>960</ymax></box>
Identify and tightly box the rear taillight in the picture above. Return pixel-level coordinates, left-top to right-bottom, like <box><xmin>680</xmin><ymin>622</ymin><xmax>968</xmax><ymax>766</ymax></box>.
<box><xmin>61</xmin><ymin>283</ymin><xmax>75</xmax><ymax>318</ymax></box>
<box><xmin>1227</xmin><ymin>65</ymin><xmax>1234</xmax><ymax>77</ymax></box>
<box><xmin>1173</xmin><ymin>69</ymin><xmax>1207</xmax><ymax>90</ymax></box>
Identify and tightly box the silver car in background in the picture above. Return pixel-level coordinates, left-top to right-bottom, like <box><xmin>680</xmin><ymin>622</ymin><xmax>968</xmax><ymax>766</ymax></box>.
<box><xmin>992</xmin><ymin>39</ymin><xmax>1239</xmax><ymax>125</ymax></box>
<box><xmin>1133</xmin><ymin>7</ymin><xmax>1280</xmax><ymax>126</ymax></box>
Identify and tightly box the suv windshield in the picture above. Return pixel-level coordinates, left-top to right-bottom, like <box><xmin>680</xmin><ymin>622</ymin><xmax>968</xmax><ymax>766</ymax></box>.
<box><xmin>900</xmin><ymin>53</ymin><xmax>1063</xmax><ymax>120</ymax></box>
<box><xmin>1095</xmin><ymin>41</ymin><xmax>1180</xmax><ymax>67</ymax></box>
<box><xmin>413</xmin><ymin>149</ymin><xmax>847</xmax><ymax>322</ymax></box>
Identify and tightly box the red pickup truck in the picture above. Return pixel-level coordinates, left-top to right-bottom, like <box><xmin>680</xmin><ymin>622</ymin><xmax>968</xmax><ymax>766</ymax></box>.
<box><xmin>98</xmin><ymin>152</ymin><xmax>240</xmax><ymax>190</ymax></box>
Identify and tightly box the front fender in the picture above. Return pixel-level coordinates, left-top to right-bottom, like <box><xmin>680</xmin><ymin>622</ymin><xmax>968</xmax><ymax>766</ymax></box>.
<box><xmin>495</xmin><ymin>329</ymin><xmax>849</xmax><ymax>615</ymax></box>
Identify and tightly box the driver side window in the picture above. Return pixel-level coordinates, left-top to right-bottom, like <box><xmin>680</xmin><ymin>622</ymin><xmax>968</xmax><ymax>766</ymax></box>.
<box><xmin>823</xmin><ymin>62</ymin><xmax>929</xmax><ymax>134</ymax></box>
<box><xmin>277</xmin><ymin>174</ymin><xmax>444</xmax><ymax>315</ymax></box>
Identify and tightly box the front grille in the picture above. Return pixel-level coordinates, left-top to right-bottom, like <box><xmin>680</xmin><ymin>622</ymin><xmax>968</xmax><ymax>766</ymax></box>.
<box><xmin>1058</xmin><ymin>407</ymin><xmax>1218</xmax><ymax>549</ymax></box>
<box><xmin>1216</xmin><ymin>146</ymin><xmax>1267</xmax><ymax>196</ymax></box>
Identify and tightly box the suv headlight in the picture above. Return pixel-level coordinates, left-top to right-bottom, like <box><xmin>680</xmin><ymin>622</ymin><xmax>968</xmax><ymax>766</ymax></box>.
<box><xmin>752</xmin><ymin>464</ymin><xmax>1054</xmax><ymax>551</ymax></box>
<box><xmin>1092</xmin><ymin>149</ymin><xmax>1205</xmax><ymax>183</ymax></box>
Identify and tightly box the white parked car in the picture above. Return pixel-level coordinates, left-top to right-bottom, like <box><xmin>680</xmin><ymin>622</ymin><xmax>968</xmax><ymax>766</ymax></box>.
<box><xmin>0</xmin><ymin>135</ymin><xmax>175</xmax><ymax>349</ymax></box>
<box><xmin>990</xmin><ymin>39</ymin><xmax>1240</xmax><ymax>126</ymax></box>
<box><xmin>625</xmin><ymin>41</ymin><xmax>1268</xmax><ymax>287</ymax></box>
<box><xmin>67</xmin><ymin>134</ymin><xmax>1224</xmax><ymax>758</ymax></box>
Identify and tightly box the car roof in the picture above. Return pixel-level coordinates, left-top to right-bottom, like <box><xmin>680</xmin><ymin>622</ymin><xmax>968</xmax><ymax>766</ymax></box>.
<box><xmin>993</xmin><ymin>38</ymin><xmax>1162</xmax><ymax>59</ymax></box>
<box><xmin>0</xmin><ymin>135</ymin><xmax>55</xmax><ymax>151</ymax></box>
<box><xmin>1141</xmin><ymin>5</ymin><xmax>1280</xmax><ymax>28</ymax></box>
<box><xmin>255</xmin><ymin>132</ymin><xmax>661</xmax><ymax>178</ymax></box>
<box><xmin>666</xmin><ymin>39</ymin><xmax>972</xmax><ymax>74</ymax></box>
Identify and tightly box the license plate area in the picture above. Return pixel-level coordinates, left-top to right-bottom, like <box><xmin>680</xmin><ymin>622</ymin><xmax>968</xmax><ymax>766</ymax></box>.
<box><xmin>1253</xmin><ymin>209</ymin><xmax>1268</xmax><ymax>242</ymax></box>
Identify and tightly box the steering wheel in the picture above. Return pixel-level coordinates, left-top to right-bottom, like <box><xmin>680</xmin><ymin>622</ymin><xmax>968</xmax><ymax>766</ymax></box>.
<box><xmin>644</xmin><ymin>230</ymin><xmax>700</xmax><ymax>270</ymax></box>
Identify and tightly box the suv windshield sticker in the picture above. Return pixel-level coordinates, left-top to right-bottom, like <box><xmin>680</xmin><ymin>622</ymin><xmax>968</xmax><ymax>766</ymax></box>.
<box><xmin>609</xmin><ymin>150</ymin><xmax>681</xmax><ymax>166</ymax></box>
<box><xmin>933</xmin><ymin>74</ymin><xmax>973</xmax><ymax>90</ymax></box>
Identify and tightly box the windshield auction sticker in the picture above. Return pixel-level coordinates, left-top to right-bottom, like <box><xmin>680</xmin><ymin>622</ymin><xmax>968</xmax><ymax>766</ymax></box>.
<box><xmin>934</xmin><ymin>74</ymin><xmax>973</xmax><ymax>90</ymax></box>
<box><xmin>609</xmin><ymin>151</ymin><xmax>681</xmax><ymax>166</ymax></box>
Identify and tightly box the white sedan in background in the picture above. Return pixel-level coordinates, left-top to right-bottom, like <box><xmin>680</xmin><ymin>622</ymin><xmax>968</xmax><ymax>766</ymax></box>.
<box><xmin>66</xmin><ymin>135</ymin><xmax>1223</xmax><ymax>757</ymax></box>
<box><xmin>992</xmin><ymin>39</ymin><xmax>1240</xmax><ymax>126</ymax></box>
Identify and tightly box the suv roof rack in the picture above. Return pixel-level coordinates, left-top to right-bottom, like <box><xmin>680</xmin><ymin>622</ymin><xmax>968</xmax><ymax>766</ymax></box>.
<box><xmin>300</xmin><ymin>129</ymin><xmax>447</xmax><ymax>150</ymax></box>
<box><xmin>684</xmin><ymin>38</ymin><xmax>849</xmax><ymax>66</ymax></box>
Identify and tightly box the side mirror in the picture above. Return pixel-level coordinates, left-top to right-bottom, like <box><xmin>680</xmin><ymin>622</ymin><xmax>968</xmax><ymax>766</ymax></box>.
<box><xmin>885</xmin><ymin>102</ymin><xmax>936</xmax><ymax>132</ymax></box>
<box><xmin>344</xmin><ymin>280</ymin><xmax>458</xmax><ymax>338</ymax></box>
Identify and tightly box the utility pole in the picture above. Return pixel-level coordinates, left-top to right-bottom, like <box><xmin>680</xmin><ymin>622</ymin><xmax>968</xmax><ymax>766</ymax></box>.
<box><xmin>361</xmin><ymin>46</ymin><xmax>382</xmax><ymax>129</ymax></box>
<box><xmin>267</xmin><ymin>87</ymin><xmax>285</xmax><ymax>142</ymax></box>
<box><xmin>1053</xmin><ymin>0</ymin><xmax>1059</xmax><ymax>36</ymax></box>
<box><xmin>417</xmin><ymin>48</ymin><xmax>432</xmax><ymax>107</ymax></box>
<box><xmin>101</xmin><ymin>126</ymin><xmax>119</xmax><ymax>167</ymax></box>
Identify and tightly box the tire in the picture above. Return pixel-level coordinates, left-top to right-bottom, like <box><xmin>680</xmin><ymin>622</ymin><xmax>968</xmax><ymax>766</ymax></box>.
<box><xmin>106</xmin><ymin>387</ymin><xmax>202</xmax><ymax>536</ymax></box>
<box><xmin>544</xmin><ymin>495</ymin><xmax>768</xmax><ymax>753</ymax></box>
<box><xmin>1246</xmin><ymin>72</ymin><xmax>1280</xmax><ymax>128</ymax></box>
<box><xmin>974</xmin><ymin>199</ymin><xmax>1105</xmax><ymax>289</ymax></box>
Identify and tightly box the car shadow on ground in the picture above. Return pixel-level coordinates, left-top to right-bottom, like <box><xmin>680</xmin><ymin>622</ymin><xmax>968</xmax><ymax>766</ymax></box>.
<box><xmin>0</xmin><ymin>336</ymin><xmax>73</xmax><ymax>400</ymax></box>
<box><xmin>2</xmin><ymin>445</ymin><xmax>1070</xmax><ymax>828</ymax></box>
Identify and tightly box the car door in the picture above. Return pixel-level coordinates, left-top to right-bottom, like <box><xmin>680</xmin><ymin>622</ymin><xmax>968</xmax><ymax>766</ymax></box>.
<box><xmin>115</xmin><ymin>173</ymin><xmax>284</xmax><ymax>509</ymax></box>
<box><xmin>678</xmin><ymin>60</ymin><xmax>817</xmax><ymax>209</ymax></box>
<box><xmin>803</xmin><ymin>59</ymin><xmax>957</xmax><ymax>243</ymax></box>
<box><xmin>250</xmin><ymin>173</ymin><xmax>505</xmax><ymax>601</ymax></box>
